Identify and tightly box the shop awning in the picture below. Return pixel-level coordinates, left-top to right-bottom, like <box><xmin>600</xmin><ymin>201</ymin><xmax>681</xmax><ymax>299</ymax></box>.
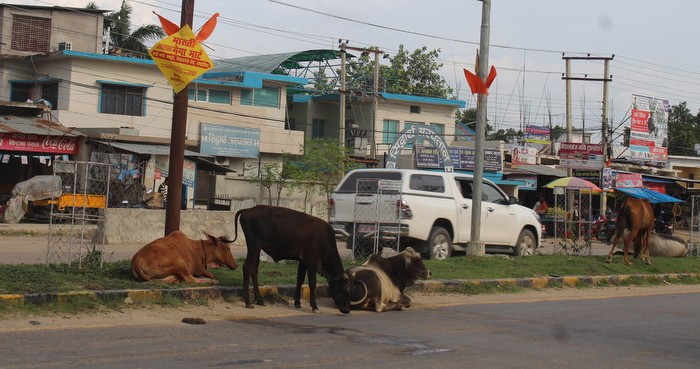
<box><xmin>614</xmin><ymin>187</ymin><xmax>683</xmax><ymax>203</ymax></box>
<box><xmin>98</xmin><ymin>141</ymin><xmax>208</xmax><ymax>157</ymax></box>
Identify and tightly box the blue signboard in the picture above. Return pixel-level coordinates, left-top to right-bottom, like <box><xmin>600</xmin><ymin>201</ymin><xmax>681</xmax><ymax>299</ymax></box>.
<box><xmin>416</xmin><ymin>146</ymin><xmax>502</xmax><ymax>172</ymax></box>
<box><xmin>200</xmin><ymin>123</ymin><xmax>260</xmax><ymax>158</ymax></box>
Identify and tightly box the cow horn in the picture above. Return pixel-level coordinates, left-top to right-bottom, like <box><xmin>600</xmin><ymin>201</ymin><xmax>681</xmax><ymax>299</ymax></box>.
<box><xmin>349</xmin><ymin>280</ymin><xmax>368</xmax><ymax>306</ymax></box>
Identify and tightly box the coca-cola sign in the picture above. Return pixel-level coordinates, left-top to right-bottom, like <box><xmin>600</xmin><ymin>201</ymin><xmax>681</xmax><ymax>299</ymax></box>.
<box><xmin>0</xmin><ymin>133</ymin><xmax>79</xmax><ymax>154</ymax></box>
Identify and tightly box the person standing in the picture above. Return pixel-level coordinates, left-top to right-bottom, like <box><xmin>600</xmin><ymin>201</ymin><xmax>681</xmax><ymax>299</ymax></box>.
<box><xmin>158</xmin><ymin>176</ymin><xmax>168</xmax><ymax>207</ymax></box>
<box><xmin>533</xmin><ymin>196</ymin><xmax>549</xmax><ymax>215</ymax></box>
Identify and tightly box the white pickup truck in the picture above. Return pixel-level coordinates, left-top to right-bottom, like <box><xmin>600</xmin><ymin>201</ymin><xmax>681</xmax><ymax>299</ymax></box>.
<box><xmin>329</xmin><ymin>168</ymin><xmax>542</xmax><ymax>259</ymax></box>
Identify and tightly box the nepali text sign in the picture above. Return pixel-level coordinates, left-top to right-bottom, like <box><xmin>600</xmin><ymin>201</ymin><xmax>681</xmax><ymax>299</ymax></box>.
<box><xmin>200</xmin><ymin>123</ymin><xmax>260</xmax><ymax>158</ymax></box>
<box><xmin>558</xmin><ymin>142</ymin><xmax>604</xmax><ymax>170</ymax></box>
<box><xmin>416</xmin><ymin>146</ymin><xmax>502</xmax><ymax>172</ymax></box>
<box><xmin>629</xmin><ymin>94</ymin><xmax>669</xmax><ymax>162</ymax></box>
<box><xmin>0</xmin><ymin>133</ymin><xmax>78</xmax><ymax>154</ymax></box>
<box><xmin>149</xmin><ymin>25</ymin><xmax>213</xmax><ymax>93</ymax></box>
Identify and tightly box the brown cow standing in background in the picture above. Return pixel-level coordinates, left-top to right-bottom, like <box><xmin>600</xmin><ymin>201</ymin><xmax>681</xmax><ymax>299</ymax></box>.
<box><xmin>131</xmin><ymin>231</ymin><xmax>238</xmax><ymax>284</ymax></box>
<box><xmin>607</xmin><ymin>198</ymin><xmax>654</xmax><ymax>265</ymax></box>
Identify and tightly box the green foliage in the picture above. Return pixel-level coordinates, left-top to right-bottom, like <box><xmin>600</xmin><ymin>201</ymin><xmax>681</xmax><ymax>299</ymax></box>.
<box><xmin>345</xmin><ymin>45</ymin><xmax>453</xmax><ymax>99</ymax></box>
<box><xmin>284</xmin><ymin>138</ymin><xmax>357</xmax><ymax>215</ymax></box>
<box><xmin>104</xmin><ymin>0</ymin><xmax>165</xmax><ymax>58</ymax></box>
<box><xmin>3</xmin><ymin>255</ymin><xmax>700</xmax><ymax>315</ymax></box>
<box><xmin>250</xmin><ymin>161</ymin><xmax>285</xmax><ymax>206</ymax></box>
<box><xmin>668</xmin><ymin>101</ymin><xmax>700</xmax><ymax>156</ymax></box>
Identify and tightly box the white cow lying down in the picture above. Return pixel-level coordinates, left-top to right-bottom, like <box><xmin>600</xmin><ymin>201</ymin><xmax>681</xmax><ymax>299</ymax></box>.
<box><xmin>614</xmin><ymin>230</ymin><xmax>689</xmax><ymax>257</ymax></box>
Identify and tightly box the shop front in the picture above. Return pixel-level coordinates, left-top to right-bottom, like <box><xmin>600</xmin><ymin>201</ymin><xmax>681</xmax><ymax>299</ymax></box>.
<box><xmin>0</xmin><ymin>120</ymin><xmax>83</xmax><ymax>202</ymax></box>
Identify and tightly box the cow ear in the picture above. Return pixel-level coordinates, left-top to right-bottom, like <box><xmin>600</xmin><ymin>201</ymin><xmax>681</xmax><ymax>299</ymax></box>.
<box><xmin>204</xmin><ymin>232</ymin><xmax>217</xmax><ymax>244</ymax></box>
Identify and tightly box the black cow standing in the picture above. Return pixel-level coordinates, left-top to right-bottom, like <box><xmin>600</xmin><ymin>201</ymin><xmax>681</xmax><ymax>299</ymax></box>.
<box><xmin>234</xmin><ymin>205</ymin><xmax>350</xmax><ymax>314</ymax></box>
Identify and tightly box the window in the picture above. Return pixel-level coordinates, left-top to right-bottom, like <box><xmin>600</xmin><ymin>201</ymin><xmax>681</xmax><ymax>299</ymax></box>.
<box><xmin>11</xmin><ymin>15</ymin><xmax>51</xmax><ymax>53</ymax></box>
<box><xmin>10</xmin><ymin>81</ymin><xmax>59</xmax><ymax>110</ymax></box>
<box><xmin>482</xmin><ymin>183</ymin><xmax>507</xmax><ymax>204</ymax></box>
<box><xmin>382</xmin><ymin>119</ymin><xmax>399</xmax><ymax>144</ymax></box>
<box><xmin>312</xmin><ymin>119</ymin><xmax>325</xmax><ymax>138</ymax></box>
<box><xmin>100</xmin><ymin>83</ymin><xmax>146</xmax><ymax>116</ymax></box>
<box><xmin>285</xmin><ymin>117</ymin><xmax>296</xmax><ymax>130</ymax></box>
<box><xmin>188</xmin><ymin>88</ymin><xmax>231</xmax><ymax>104</ymax></box>
<box><xmin>410</xmin><ymin>105</ymin><xmax>421</xmax><ymax>114</ymax></box>
<box><xmin>409</xmin><ymin>174</ymin><xmax>445</xmax><ymax>193</ymax></box>
<box><xmin>430</xmin><ymin>123</ymin><xmax>445</xmax><ymax>137</ymax></box>
<box><xmin>240</xmin><ymin>86</ymin><xmax>280</xmax><ymax>108</ymax></box>
<box><xmin>455</xmin><ymin>179</ymin><xmax>473</xmax><ymax>199</ymax></box>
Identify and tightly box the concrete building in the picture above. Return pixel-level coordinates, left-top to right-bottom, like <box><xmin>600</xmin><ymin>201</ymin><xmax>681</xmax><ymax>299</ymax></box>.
<box><xmin>0</xmin><ymin>4</ymin><xmax>467</xmax><ymax>213</ymax></box>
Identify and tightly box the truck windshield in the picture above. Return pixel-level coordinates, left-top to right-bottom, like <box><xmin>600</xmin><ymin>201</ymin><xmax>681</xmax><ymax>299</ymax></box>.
<box><xmin>336</xmin><ymin>171</ymin><xmax>402</xmax><ymax>193</ymax></box>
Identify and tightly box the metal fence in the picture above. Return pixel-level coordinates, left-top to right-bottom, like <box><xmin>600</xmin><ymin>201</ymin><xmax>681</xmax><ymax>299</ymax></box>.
<box><xmin>351</xmin><ymin>179</ymin><xmax>402</xmax><ymax>260</ymax></box>
<box><xmin>47</xmin><ymin>161</ymin><xmax>111</xmax><ymax>267</ymax></box>
<box><xmin>550</xmin><ymin>187</ymin><xmax>595</xmax><ymax>256</ymax></box>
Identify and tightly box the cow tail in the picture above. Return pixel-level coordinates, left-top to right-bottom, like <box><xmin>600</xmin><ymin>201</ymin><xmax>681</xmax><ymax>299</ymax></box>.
<box><xmin>232</xmin><ymin>208</ymin><xmax>244</xmax><ymax>242</ymax></box>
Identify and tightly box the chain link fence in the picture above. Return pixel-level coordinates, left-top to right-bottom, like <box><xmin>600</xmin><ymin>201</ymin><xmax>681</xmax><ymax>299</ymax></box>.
<box><xmin>551</xmin><ymin>188</ymin><xmax>595</xmax><ymax>256</ymax></box>
<box><xmin>351</xmin><ymin>179</ymin><xmax>402</xmax><ymax>260</ymax></box>
<box><xmin>47</xmin><ymin>161</ymin><xmax>111</xmax><ymax>267</ymax></box>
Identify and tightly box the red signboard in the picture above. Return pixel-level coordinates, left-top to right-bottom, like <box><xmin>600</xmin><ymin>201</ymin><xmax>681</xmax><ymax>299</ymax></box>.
<box><xmin>0</xmin><ymin>133</ymin><xmax>79</xmax><ymax>154</ymax></box>
<box><xmin>558</xmin><ymin>142</ymin><xmax>604</xmax><ymax>169</ymax></box>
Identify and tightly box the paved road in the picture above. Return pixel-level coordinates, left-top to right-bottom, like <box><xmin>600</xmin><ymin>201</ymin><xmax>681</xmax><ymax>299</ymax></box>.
<box><xmin>1</xmin><ymin>285</ymin><xmax>699</xmax><ymax>368</ymax></box>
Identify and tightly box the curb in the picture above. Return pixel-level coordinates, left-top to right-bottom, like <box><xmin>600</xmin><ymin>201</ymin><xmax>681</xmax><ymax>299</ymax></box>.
<box><xmin>3</xmin><ymin>273</ymin><xmax>700</xmax><ymax>307</ymax></box>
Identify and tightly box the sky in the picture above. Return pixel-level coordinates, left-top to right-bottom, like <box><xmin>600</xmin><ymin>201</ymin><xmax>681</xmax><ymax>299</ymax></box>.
<box><xmin>11</xmin><ymin>0</ymin><xmax>700</xmax><ymax>140</ymax></box>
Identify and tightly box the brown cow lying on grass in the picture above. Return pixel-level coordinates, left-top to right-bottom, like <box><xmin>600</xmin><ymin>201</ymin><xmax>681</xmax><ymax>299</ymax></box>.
<box><xmin>131</xmin><ymin>231</ymin><xmax>238</xmax><ymax>284</ymax></box>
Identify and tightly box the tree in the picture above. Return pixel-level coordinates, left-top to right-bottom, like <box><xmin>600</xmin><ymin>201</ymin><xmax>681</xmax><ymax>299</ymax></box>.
<box><xmin>345</xmin><ymin>45</ymin><xmax>453</xmax><ymax>99</ymax></box>
<box><xmin>104</xmin><ymin>0</ymin><xmax>164</xmax><ymax>58</ymax></box>
<box><xmin>668</xmin><ymin>101</ymin><xmax>700</xmax><ymax>156</ymax></box>
<box><xmin>285</xmin><ymin>138</ymin><xmax>357</xmax><ymax>218</ymax></box>
<box><xmin>251</xmin><ymin>162</ymin><xmax>286</xmax><ymax>206</ymax></box>
<box><xmin>488</xmin><ymin>127</ymin><xmax>523</xmax><ymax>143</ymax></box>
<box><xmin>385</xmin><ymin>45</ymin><xmax>453</xmax><ymax>98</ymax></box>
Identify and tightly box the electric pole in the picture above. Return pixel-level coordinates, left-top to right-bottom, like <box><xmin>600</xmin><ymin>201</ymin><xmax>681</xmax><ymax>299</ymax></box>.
<box><xmin>164</xmin><ymin>0</ymin><xmax>195</xmax><ymax>236</ymax></box>
<box><xmin>561</xmin><ymin>54</ymin><xmax>614</xmax><ymax>213</ymax></box>
<box><xmin>466</xmin><ymin>0</ymin><xmax>491</xmax><ymax>257</ymax></box>
<box><xmin>340</xmin><ymin>44</ymin><xmax>384</xmax><ymax>159</ymax></box>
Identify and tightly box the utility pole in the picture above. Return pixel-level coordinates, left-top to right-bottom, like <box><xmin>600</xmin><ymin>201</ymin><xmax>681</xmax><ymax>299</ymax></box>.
<box><xmin>341</xmin><ymin>44</ymin><xmax>384</xmax><ymax>159</ymax></box>
<box><xmin>338</xmin><ymin>40</ymin><xmax>347</xmax><ymax>148</ymax></box>
<box><xmin>561</xmin><ymin>54</ymin><xmax>614</xmax><ymax>212</ymax></box>
<box><xmin>466</xmin><ymin>0</ymin><xmax>490</xmax><ymax>257</ymax></box>
<box><xmin>164</xmin><ymin>0</ymin><xmax>195</xmax><ymax>236</ymax></box>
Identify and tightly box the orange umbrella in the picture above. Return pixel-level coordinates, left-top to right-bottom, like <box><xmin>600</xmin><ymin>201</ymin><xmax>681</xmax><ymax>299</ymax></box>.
<box><xmin>544</xmin><ymin>177</ymin><xmax>603</xmax><ymax>193</ymax></box>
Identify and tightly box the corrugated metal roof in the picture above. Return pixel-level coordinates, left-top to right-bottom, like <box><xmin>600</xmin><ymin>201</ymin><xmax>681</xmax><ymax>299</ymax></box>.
<box><xmin>210</xmin><ymin>49</ymin><xmax>343</xmax><ymax>74</ymax></box>
<box><xmin>507</xmin><ymin>164</ymin><xmax>567</xmax><ymax>177</ymax></box>
<box><xmin>0</xmin><ymin>115</ymin><xmax>82</xmax><ymax>136</ymax></box>
<box><xmin>99</xmin><ymin>141</ymin><xmax>209</xmax><ymax>157</ymax></box>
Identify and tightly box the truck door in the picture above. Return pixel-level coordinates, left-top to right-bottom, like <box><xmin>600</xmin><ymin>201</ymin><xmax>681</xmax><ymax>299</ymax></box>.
<box><xmin>454</xmin><ymin>178</ymin><xmax>474</xmax><ymax>243</ymax></box>
<box><xmin>480</xmin><ymin>182</ymin><xmax>517</xmax><ymax>244</ymax></box>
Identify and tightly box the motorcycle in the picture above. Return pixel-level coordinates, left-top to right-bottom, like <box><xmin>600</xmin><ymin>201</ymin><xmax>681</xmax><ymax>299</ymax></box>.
<box><xmin>592</xmin><ymin>209</ymin><xmax>617</xmax><ymax>244</ymax></box>
<box><xmin>654</xmin><ymin>209</ymin><xmax>674</xmax><ymax>235</ymax></box>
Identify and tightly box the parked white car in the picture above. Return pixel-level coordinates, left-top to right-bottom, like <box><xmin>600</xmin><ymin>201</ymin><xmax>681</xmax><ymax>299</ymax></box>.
<box><xmin>329</xmin><ymin>169</ymin><xmax>542</xmax><ymax>259</ymax></box>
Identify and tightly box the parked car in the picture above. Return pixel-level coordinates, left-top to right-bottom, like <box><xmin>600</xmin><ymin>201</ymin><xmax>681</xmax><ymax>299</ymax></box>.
<box><xmin>329</xmin><ymin>168</ymin><xmax>542</xmax><ymax>259</ymax></box>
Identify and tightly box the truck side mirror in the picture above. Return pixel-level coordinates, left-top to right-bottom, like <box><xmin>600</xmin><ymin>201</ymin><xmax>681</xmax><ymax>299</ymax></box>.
<box><xmin>508</xmin><ymin>196</ymin><xmax>519</xmax><ymax>205</ymax></box>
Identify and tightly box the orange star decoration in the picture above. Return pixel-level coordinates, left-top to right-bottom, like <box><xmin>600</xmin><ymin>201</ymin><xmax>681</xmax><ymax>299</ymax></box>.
<box><xmin>148</xmin><ymin>12</ymin><xmax>219</xmax><ymax>93</ymax></box>
<box><xmin>463</xmin><ymin>65</ymin><xmax>497</xmax><ymax>95</ymax></box>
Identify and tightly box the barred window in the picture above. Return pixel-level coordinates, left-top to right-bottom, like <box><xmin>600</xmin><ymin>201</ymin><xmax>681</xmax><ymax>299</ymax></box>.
<box><xmin>11</xmin><ymin>15</ymin><xmax>51</xmax><ymax>53</ymax></box>
<box><xmin>100</xmin><ymin>84</ymin><xmax>145</xmax><ymax>116</ymax></box>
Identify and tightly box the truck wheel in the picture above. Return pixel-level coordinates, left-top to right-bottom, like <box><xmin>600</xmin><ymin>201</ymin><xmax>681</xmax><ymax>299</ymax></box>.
<box><xmin>514</xmin><ymin>229</ymin><xmax>536</xmax><ymax>256</ymax></box>
<box><xmin>427</xmin><ymin>226</ymin><xmax>452</xmax><ymax>260</ymax></box>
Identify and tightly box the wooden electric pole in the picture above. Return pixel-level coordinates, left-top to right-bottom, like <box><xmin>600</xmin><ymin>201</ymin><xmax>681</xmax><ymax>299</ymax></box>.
<box><xmin>164</xmin><ymin>0</ymin><xmax>195</xmax><ymax>236</ymax></box>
